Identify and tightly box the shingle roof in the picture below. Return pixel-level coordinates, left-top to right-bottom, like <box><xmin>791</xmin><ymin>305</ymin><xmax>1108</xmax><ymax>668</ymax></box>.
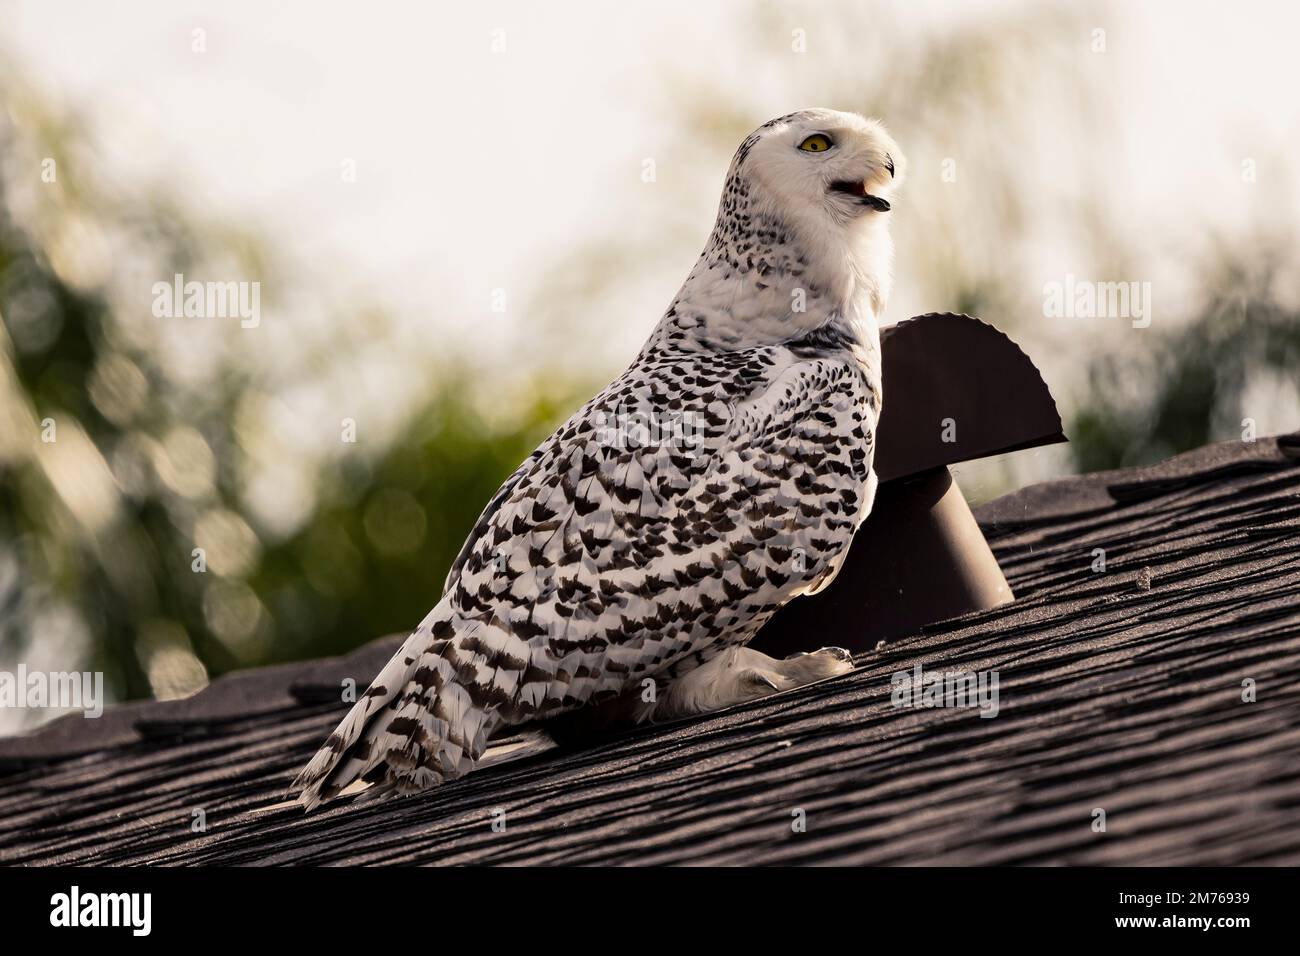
<box><xmin>2</xmin><ymin>433</ymin><xmax>1298</xmax><ymax>865</ymax></box>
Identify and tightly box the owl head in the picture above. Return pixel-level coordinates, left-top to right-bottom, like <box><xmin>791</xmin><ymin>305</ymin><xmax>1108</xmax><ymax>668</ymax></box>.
<box><xmin>727</xmin><ymin>109</ymin><xmax>905</xmax><ymax>234</ymax></box>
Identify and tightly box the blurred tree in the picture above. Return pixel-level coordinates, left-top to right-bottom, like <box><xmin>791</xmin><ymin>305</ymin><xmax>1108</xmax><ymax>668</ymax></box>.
<box><xmin>2</xmin><ymin>1</ymin><xmax>1297</xmax><ymax>731</ymax></box>
<box><xmin>0</xmin><ymin>72</ymin><xmax>592</xmax><ymax>728</ymax></box>
<box><xmin>1069</xmin><ymin>240</ymin><xmax>1300</xmax><ymax>472</ymax></box>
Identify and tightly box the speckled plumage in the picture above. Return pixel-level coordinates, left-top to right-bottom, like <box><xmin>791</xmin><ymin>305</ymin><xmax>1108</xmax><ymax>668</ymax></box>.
<box><xmin>295</xmin><ymin>109</ymin><xmax>905</xmax><ymax>807</ymax></box>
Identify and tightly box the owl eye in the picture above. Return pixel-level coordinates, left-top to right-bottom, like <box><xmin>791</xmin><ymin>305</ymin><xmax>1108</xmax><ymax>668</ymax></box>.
<box><xmin>798</xmin><ymin>134</ymin><xmax>833</xmax><ymax>153</ymax></box>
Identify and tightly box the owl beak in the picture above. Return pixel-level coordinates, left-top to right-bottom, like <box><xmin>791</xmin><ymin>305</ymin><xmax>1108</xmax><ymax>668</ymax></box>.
<box><xmin>829</xmin><ymin>179</ymin><xmax>891</xmax><ymax>211</ymax></box>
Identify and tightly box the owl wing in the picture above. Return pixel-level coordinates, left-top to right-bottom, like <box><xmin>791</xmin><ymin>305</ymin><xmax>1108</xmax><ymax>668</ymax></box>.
<box><xmin>294</xmin><ymin>346</ymin><xmax>877</xmax><ymax>806</ymax></box>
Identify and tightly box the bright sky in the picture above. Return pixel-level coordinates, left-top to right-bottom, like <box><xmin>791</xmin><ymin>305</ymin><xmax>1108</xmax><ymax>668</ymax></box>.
<box><xmin>9</xmin><ymin>0</ymin><xmax>1298</xmax><ymax>366</ymax></box>
<box><xmin>9</xmin><ymin>0</ymin><xmax>1299</xmax><ymax>513</ymax></box>
<box><xmin>9</xmin><ymin>0</ymin><xmax>703</xmax><ymax>360</ymax></box>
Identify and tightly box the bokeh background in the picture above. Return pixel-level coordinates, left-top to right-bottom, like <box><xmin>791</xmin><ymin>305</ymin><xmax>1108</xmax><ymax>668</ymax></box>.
<box><xmin>2</xmin><ymin>0</ymin><xmax>1298</xmax><ymax>731</ymax></box>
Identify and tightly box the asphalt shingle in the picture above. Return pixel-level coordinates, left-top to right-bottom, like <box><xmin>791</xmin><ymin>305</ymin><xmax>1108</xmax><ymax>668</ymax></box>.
<box><xmin>1</xmin><ymin>433</ymin><xmax>1297</xmax><ymax>865</ymax></box>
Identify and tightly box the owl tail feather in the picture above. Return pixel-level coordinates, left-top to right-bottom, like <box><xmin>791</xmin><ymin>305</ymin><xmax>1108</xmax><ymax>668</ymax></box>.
<box><xmin>291</xmin><ymin>611</ymin><xmax>502</xmax><ymax>810</ymax></box>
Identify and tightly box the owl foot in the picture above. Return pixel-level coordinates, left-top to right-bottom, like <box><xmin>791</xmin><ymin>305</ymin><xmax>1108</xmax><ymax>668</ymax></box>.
<box><xmin>652</xmin><ymin>644</ymin><xmax>855</xmax><ymax>720</ymax></box>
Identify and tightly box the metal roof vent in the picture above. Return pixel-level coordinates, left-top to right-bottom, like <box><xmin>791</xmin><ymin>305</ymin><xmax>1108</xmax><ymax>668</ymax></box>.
<box><xmin>752</xmin><ymin>312</ymin><xmax>1067</xmax><ymax>656</ymax></box>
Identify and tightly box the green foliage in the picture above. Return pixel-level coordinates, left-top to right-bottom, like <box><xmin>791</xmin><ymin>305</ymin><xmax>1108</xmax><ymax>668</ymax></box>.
<box><xmin>244</xmin><ymin>381</ymin><xmax>584</xmax><ymax>669</ymax></box>
<box><xmin>1068</xmin><ymin>251</ymin><xmax>1300</xmax><ymax>472</ymax></box>
<box><xmin>0</xmin><ymin>87</ymin><xmax>591</xmax><ymax>714</ymax></box>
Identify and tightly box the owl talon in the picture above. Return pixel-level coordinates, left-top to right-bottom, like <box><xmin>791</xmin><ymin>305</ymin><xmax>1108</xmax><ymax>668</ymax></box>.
<box><xmin>652</xmin><ymin>644</ymin><xmax>857</xmax><ymax>720</ymax></box>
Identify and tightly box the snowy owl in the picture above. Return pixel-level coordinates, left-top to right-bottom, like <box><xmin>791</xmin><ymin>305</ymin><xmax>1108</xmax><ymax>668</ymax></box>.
<box><xmin>295</xmin><ymin>109</ymin><xmax>905</xmax><ymax>807</ymax></box>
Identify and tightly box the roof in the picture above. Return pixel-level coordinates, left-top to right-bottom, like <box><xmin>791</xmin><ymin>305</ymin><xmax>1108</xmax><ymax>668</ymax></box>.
<box><xmin>2</xmin><ymin>432</ymin><xmax>1298</xmax><ymax>865</ymax></box>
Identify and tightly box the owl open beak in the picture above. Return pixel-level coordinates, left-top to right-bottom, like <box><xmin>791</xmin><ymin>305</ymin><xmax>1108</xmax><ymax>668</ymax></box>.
<box><xmin>829</xmin><ymin>179</ymin><xmax>891</xmax><ymax>211</ymax></box>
